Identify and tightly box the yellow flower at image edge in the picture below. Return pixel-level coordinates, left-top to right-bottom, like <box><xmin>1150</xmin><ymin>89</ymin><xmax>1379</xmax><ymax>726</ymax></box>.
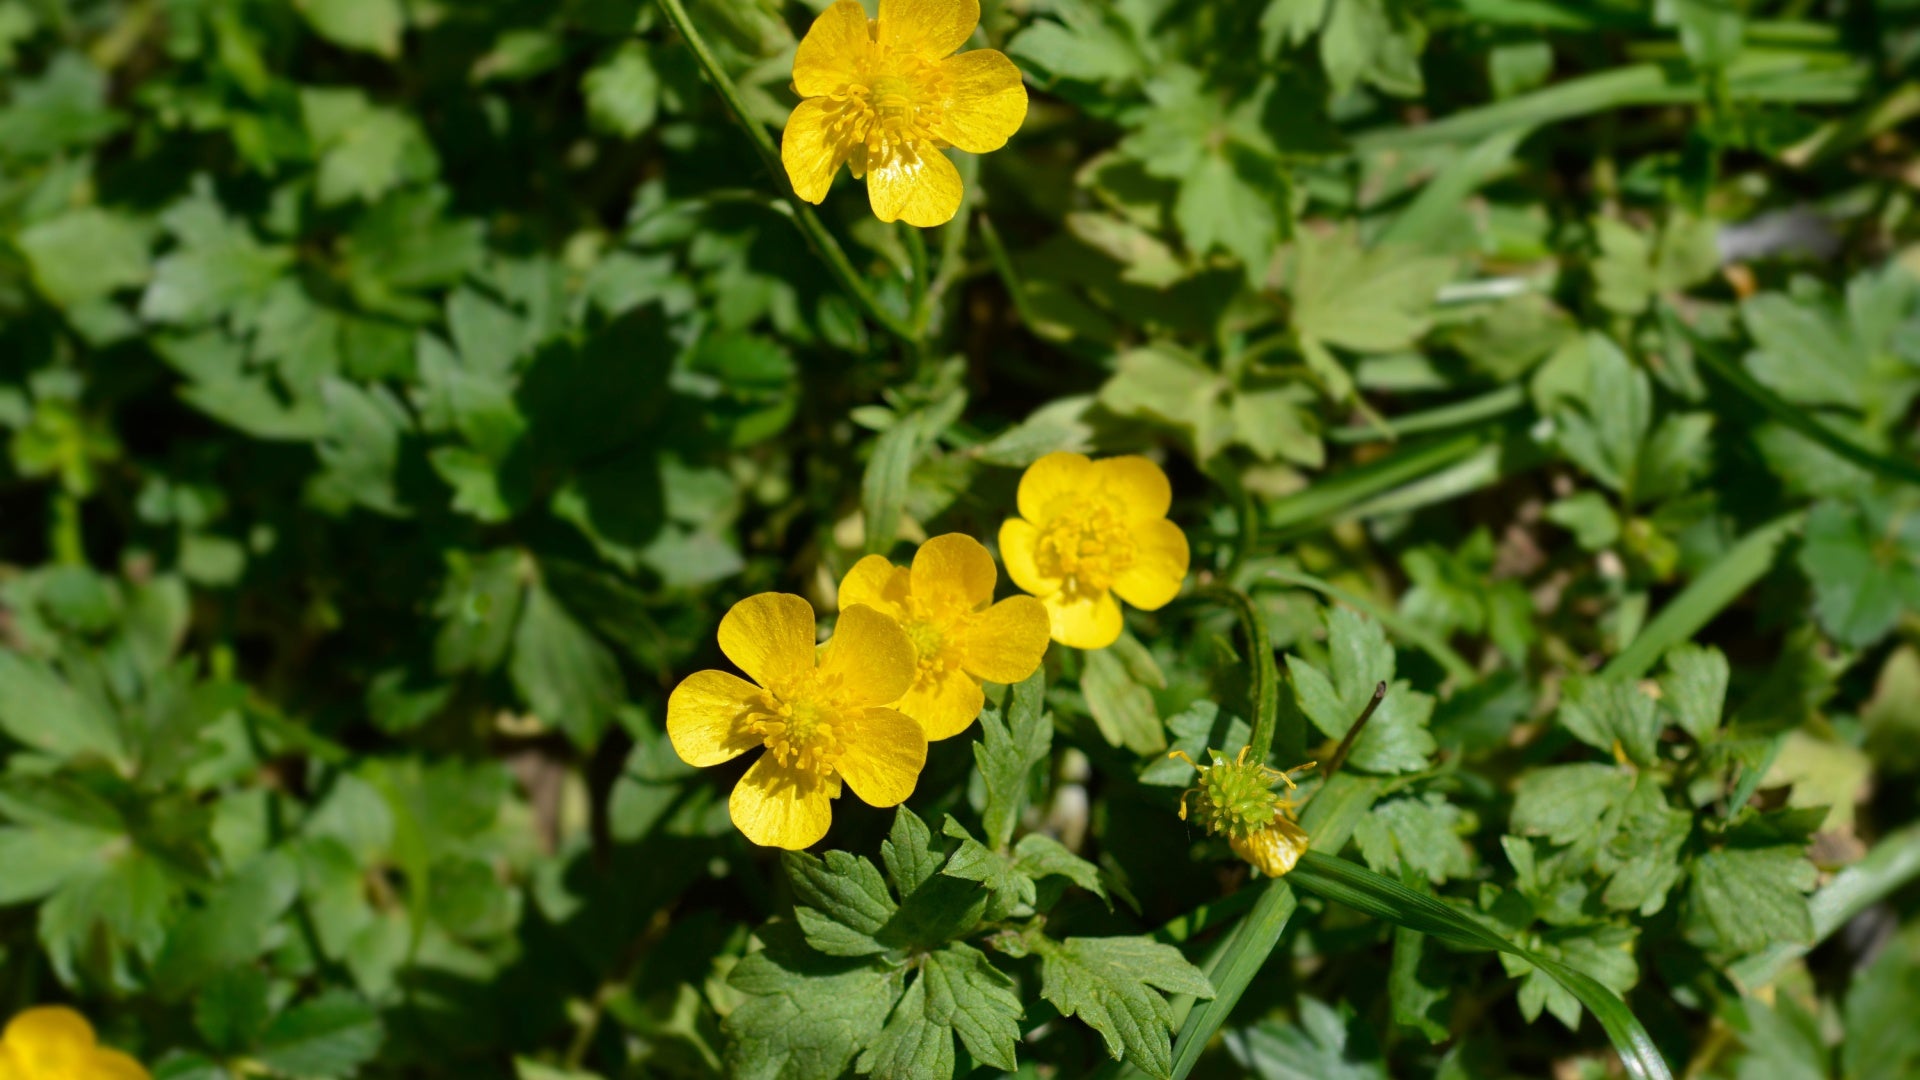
<box><xmin>668</xmin><ymin>593</ymin><xmax>927</xmax><ymax>850</ymax></box>
<box><xmin>781</xmin><ymin>0</ymin><xmax>1028</xmax><ymax>227</ymax></box>
<box><xmin>1000</xmin><ymin>452</ymin><xmax>1191</xmax><ymax>650</ymax></box>
<box><xmin>0</xmin><ymin>1007</ymin><xmax>148</xmax><ymax>1080</ymax></box>
<box><xmin>840</xmin><ymin>533</ymin><xmax>1050</xmax><ymax>740</ymax></box>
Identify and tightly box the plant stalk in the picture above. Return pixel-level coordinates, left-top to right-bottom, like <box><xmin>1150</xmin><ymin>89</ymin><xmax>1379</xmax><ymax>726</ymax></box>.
<box><xmin>653</xmin><ymin>0</ymin><xmax>919</xmax><ymax>347</ymax></box>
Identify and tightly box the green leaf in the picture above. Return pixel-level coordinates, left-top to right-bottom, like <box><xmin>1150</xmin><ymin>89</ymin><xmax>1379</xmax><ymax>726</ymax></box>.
<box><xmin>0</xmin><ymin>53</ymin><xmax>123</xmax><ymax>159</ymax></box>
<box><xmin>1319</xmin><ymin>0</ymin><xmax>1423</xmax><ymax>97</ymax></box>
<box><xmin>1389</xmin><ymin>917</ymin><xmax>1449</xmax><ymax>1046</ymax></box>
<box><xmin>1742</xmin><ymin>292</ymin><xmax>1864</xmax><ymax>411</ymax></box>
<box><xmin>308</xmin><ymin>378</ymin><xmax>410</xmax><ymax>517</ymax></box>
<box><xmin>974</xmin><ymin>670</ymin><xmax>1051</xmax><ymax>850</ymax></box>
<box><xmin>1290</xmin><ymin>226</ymin><xmax>1452</xmax><ymax>356</ymax></box>
<box><xmin>1034</xmin><ymin>934</ymin><xmax>1215</xmax><ymax>1079</ymax></box>
<box><xmin>1140</xmin><ymin>700</ymin><xmax>1249</xmax><ymax>787</ymax></box>
<box><xmin>508</xmin><ymin>584</ymin><xmax>622</xmax><ymax>747</ymax></box>
<box><xmin>1547</xmin><ymin>333</ymin><xmax>1654</xmax><ymax>499</ymax></box>
<box><xmin>1841</xmin><ymin>933</ymin><xmax>1920</xmax><ymax>1080</ymax></box>
<box><xmin>153</xmin><ymin>852</ymin><xmax>300</xmax><ymax>997</ymax></box>
<box><xmin>1659</xmin><ymin>644</ymin><xmax>1729</xmax><ymax>741</ymax></box>
<box><xmin>1592</xmin><ymin>218</ymin><xmax>1653</xmax><ymax>315</ymax></box>
<box><xmin>1286</xmin><ymin>609</ymin><xmax>1435</xmax><ymax>774</ymax></box>
<box><xmin>784</xmin><ymin>850</ymin><xmax>897</xmax><ymax>958</ymax></box>
<box><xmin>295</xmin><ymin>0</ymin><xmax>403</xmax><ymax>58</ymax></box>
<box><xmin>881</xmin><ymin>805</ymin><xmax>945</xmax><ymax>900</ymax></box>
<box><xmin>1098</xmin><ymin>345</ymin><xmax>1230</xmax><ymax>461</ymax></box>
<box><xmin>1013</xmin><ymin>833</ymin><xmax>1109</xmax><ymax>906</ymax></box>
<box><xmin>1082</xmin><ymin>648</ymin><xmax>1167</xmax><ymax>755</ymax></box>
<box><xmin>1352</xmin><ymin>795</ymin><xmax>1473</xmax><ymax>885</ymax></box>
<box><xmin>1685</xmin><ymin>845</ymin><xmax>1816</xmax><ymax>955</ymax></box>
<box><xmin>1511</xmin><ymin>925</ymin><xmax>1640</xmax><ymax>1031</ymax></box>
<box><xmin>940</xmin><ymin>818</ymin><xmax>1035</xmax><ymax>921</ymax></box>
<box><xmin>1226</xmin><ymin>997</ymin><xmax>1387</xmax><ymax>1079</ymax></box>
<box><xmin>1557</xmin><ymin>675</ymin><xmax>1662</xmax><ymax>766</ymax></box>
<box><xmin>1797</xmin><ymin>497</ymin><xmax>1920</xmax><ymax>649</ymax></box>
<box><xmin>16</xmin><ymin>208</ymin><xmax>151</xmax><ymax>308</ymax></box>
<box><xmin>301</xmin><ymin>89</ymin><xmax>438</xmax><ymax>207</ymax></box>
<box><xmin>858</xmin><ymin>943</ymin><xmax>1022</xmax><ymax>1078</ymax></box>
<box><xmin>0</xmin><ymin>821</ymin><xmax>123</xmax><ymax>905</ymax></box>
<box><xmin>1595</xmin><ymin>777</ymin><xmax>1691</xmax><ymax>916</ymax></box>
<box><xmin>857</xmin><ymin>971</ymin><xmax>950</xmax><ymax>1080</ymax></box>
<box><xmin>433</xmin><ymin>549</ymin><xmax>526</xmax><ymax>675</ymax></box>
<box><xmin>0</xmin><ymin>651</ymin><xmax>126</xmax><ymax>766</ymax></box>
<box><xmin>1511</xmin><ymin>763</ymin><xmax>1633</xmax><ymax>848</ymax></box>
<box><xmin>1174</xmin><ymin>142</ymin><xmax>1293</xmax><ymax>280</ymax></box>
<box><xmin>141</xmin><ymin>189</ymin><xmax>293</xmax><ymax>325</ymax></box>
<box><xmin>194</xmin><ymin>967</ymin><xmax>272</xmax><ymax>1055</ymax></box>
<box><xmin>255</xmin><ymin>992</ymin><xmax>385</xmax><ymax>1080</ymax></box>
<box><xmin>725</xmin><ymin>922</ymin><xmax>903</xmax><ymax>1080</ymax></box>
<box><xmin>584</xmin><ymin>43</ymin><xmax>660</xmax><ymax>138</ymax></box>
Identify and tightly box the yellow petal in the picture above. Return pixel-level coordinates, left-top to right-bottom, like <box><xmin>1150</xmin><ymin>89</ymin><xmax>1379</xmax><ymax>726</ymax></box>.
<box><xmin>934</xmin><ymin>50</ymin><xmax>1027</xmax><ymax>153</ymax></box>
<box><xmin>878</xmin><ymin>0</ymin><xmax>978</xmax><ymax>60</ymax></box>
<box><xmin>1093</xmin><ymin>455</ymin><xmax>1173</xmax><ymax>522</ymax></box>
<box><xmin>793</xmin><ymin>0</ymin><xmax>873</xmax><ymax>98</ymax></box>
<box><xmin>866</xmin><ymin>145</ymin><xmax>963</xmax><ymax>228</ymax></box>
<box><xmin>717</xmin><ymin>592</ymin><xmax>817</xmax><ymax>691</ymax></box>
<box><xmin>897</xmin><ymin>663</ymin><xmax>986</xmax><ymax>741</ymax></box>
<box><xmin>838</xmin><ymin>554</ymin><xmax>911</xmax><ymax>621</ymax></box>
<box><xmin>910</xmin><ymin>533</ymin><xmax>996</xmax><ymax>612</ymax></box>
<box><xmin>998</xmin><ymin>517</ymin><xmax>1059</xmax><ymax>597</ymax></box>
<box><xmin>1111</xmin><ymin>518</ymin><xmax>1189</xmax><ymax>612</ymax></box>
<box><xmin>4</xmin><ymin>1009</ymin><xmax>96</xmax><ymax>1078</ymax></box>
<box><xmin>838</xmin><ymin>706</ymin><xmax>927</xmax><ymax>805</ymax></box>
<box><xmin>781</xmin><ymin>98</ymin><xmax>852</xmax><ymax>205</ymax></box>
<box><xmin>1231</xmin><ymin>818</ymin><xmax>1310</xmax><ymax>877</ymax></box>
<box><xmin>89</xmin><ymin>1049</ymin><xmax>150</xmax><ymax>1080</ymax></box>
<box><xmin>1044</xmin><ymin>589</ymin><xmax>1123</xmax><ymax>650</ymax></box>
<box><xmin>730</xmin><ymin>755</ymin><xmax>835</xmax><ymax>849</ymax></box>
<box><xmin>954</xmin><ymin>595</ymin><xmax>1051</xmax><ymax>684</ymax></box>
<box><xmin>0</xmin><ymin>1045</ymin><xmax>22</xmax><ymax>1080</ymax></box>
<box><xmin>1017</xmin><ymin>451</ymin><xmax>1094</xmax><ymax>525</ymax></box>
<box><xmin>819</xmin><ymin>604</ymin><xmax>917</xmax><ymax>707</ymax></box>
<box><xmin>666</xmin><ymin>669</ymin><xmax>766</xmax><ymax>767</ymax></box>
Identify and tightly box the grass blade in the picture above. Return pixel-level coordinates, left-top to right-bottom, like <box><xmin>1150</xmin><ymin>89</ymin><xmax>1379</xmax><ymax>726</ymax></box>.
<box><xmin>1603</xmin><ymin>511</ymin><xmax>1804</xmax><ymax>679</ymax></box>
<box><xmin>1164</xmin><ymin>883</ymin><xmax>1299</xmax><ymax>1080</ymax></box>
<box><xmin>1265</xmin><ymin>427</ymin><xmax>1501</xmax><ymax>540</ymax></box>
<box><xmin>1287</xmin><ymin>851</ymin><xmax>1674</xmax><ymax>1080</ymax></box>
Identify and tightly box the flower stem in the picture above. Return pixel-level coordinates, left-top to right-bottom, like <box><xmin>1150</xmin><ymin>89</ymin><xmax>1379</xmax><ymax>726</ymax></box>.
<box><xmin>1201</xmin><ymin>585</ymin><xmax>1302</xmax><ymax>767</ymax></box>
<box><xmin>1317</xmin><ymin>680</ymin><xmax>1387</xmax><ymax>784</ymax></box>
<box><xmin>653</xmin><ymin>0</ymin><xmax>919</xmax><ymax>347</ymax></box>
<box><xmin>979</xmin><ymin>211</ymin><xmax>1043</xmax><ymax>331</ymax></box>
<box><xmin>903</xmin><ymin>221</ymin><xmax>930</xmax><ymax>325</ymax></box>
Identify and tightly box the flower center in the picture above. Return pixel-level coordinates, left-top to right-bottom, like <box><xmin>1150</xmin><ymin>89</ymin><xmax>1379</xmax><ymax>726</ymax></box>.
<box><xmin>824</xmin><ymin>53</ymin><xmax>952</xmax><ymax>168</ymax></box>
<box><xmin>899</xmin><ymin>605</ymin><xmax>959</xmax><ymax>682</ymax></box>
<box><xmin>751</xmin><ymin>685</ymin><xmax>851</xmax><ymax>776</ymax></box>
<box><xmin>1034</xmin><ymin>503</ymin><xmax>1138</xmax><ymax>596</ymax></box>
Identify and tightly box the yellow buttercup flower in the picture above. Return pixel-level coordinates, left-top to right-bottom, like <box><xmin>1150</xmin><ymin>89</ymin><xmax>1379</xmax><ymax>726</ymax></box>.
<box><xmin>1170</xmin><ymin>748</ymin><xmax>1315</xmax><ymax>878</ymax></box>
<box><xmin>780</xmin><ymin>0</ymin><xmax>1028</xmax><ymax>227</ymax></box>
<box><xmin>999</xmin><ymin>452</ymin><xmax>1191</xmax><ymax>650</ymax></box>
<box><xmin>667</xmin><ymin>592</ymin><xmax>927</xmax><ymax>850</ymax></box>
<box><xmin>0</xmin><ymin>1007</ymin><xmax>148</xmax><ymax>1080</ymax></box>
<box><xmin>839</xmin><ymin>533</ymin><xmax>1051</xmax><ymax>740</ymax></box>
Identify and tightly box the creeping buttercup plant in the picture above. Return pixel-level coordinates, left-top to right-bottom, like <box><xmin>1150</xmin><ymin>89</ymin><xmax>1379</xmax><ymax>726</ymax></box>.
<box><xmin>5</xmin><ymin>1</ymin><xmax>1920</xmax><ymax>1079</ymax></box>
